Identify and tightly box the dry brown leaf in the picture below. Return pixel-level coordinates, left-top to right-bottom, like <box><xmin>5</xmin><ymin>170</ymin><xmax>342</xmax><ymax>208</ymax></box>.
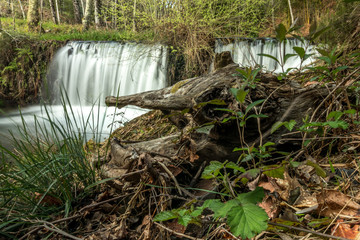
<box><xmin>317</xmin><ymin>190</ymin><xmax>360</xmax><ymax>217</ymax></box>
<box><xmin>332</xmin><ymin>219</ymin><xmax>360</xmax><ymax>239</ymax></box>
<box><xmin>259</xmin><ymin>195</ymin><xmax>280</xmax><ymax>219</ymax></box>
<box><xmin>34</xmin><ymin>192</ymin><xmax>62</xmax><ymax>206</ymax></box>
<box><xmin>167</xmin><ymin>164</ymin><xmax>183</xmax><ymax>176</ymax></box>
<box><xmin>165</xmin><ymin>221</ymin><xmax>186</xmax><ymax>234</ymax></box>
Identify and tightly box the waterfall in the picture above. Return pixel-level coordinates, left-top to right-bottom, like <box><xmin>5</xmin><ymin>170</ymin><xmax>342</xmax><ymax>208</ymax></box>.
<box><xmin>0</xmin><ymin>42</ymin><xmax>168</xmax><ymax>147</ymax></box>
<box><xmin>215</xmin><ymin>38</ymin><xmax>317</xmax><ymax>73</ymax></box>
<box><xmin>47</xmin><ymin>41</ymin><xmax>168</xmax><ymax>105</ymax></box>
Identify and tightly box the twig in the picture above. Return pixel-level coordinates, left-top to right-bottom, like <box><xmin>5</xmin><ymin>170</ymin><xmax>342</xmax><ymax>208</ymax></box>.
<box><xmin>189</xmin><ymin>161</ymin><xmax>207</xmax><ymax>187</ymax></box>
<box><xmin>154</xmin><ymin>222</ymin><xmax>203</xmax><ymax>240</ymax></box>
<box><xmin>268</xmin><ymin>222</ymin><xmax>351</xmax><ymax>240</ymax></box>
<box><xmin>157</xmin><ymin>161</ymin><xmax>183</xmax><ymax>195</ymax></box>
<box><xmin>43</xmin><ymin>223</ymin><xmax>83</xmax><ymax>240</ymax></box>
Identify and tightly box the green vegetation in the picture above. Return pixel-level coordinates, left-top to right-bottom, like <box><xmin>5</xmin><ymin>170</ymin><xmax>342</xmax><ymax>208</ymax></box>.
<box><xmin>0</xmin><ymin>97</ymin><xmax>104</xmax><ymax>238</ymax></box>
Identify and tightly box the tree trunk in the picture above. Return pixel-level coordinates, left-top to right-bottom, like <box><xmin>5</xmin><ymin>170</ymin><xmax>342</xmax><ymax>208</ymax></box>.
<box><xmin>18</xmin><ymin>0</ymin><xmax>26</xmax><ymax>20</ymax></box>
<box><xmin>82</xmin><ymin>0</ymin><xmax>93</xmax><ymax>30</ymax></box>
<box><xmin>72</xmin><ymin>0</ymin><xmax>82</xmax><ymax>23</ymax></box>
<box><xmin>48</xmin><ymin>0</ymin><xmax>58</xmax><ymax>24</ymax></box>
<box><xmin>94</xmin><ymin>0</ymin><xmax>104</xmax><ymax>28</ymax></box>
<box><xmin>132</xmin><ymin>0</ymin><xmax>136</xmax><ymax>32</ymax></box>
<box><xmin>287</xmin><ymin>0</ymin><xmax>294</xmax><ymax>25</ymax></box>
<box><xmin>27</xmin><ymin>0</ymin><xmax>40</xmax><ymax>28</ymax></box>
<box><xmin>55</xmin><ymin>0</ymin><xmax>61</xmax><ymax>24</ymax></box>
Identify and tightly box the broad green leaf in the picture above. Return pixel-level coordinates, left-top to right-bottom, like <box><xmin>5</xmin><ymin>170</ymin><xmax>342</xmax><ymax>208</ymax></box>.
<box><xmin>326</xmin><ymin>121</ymin><xmax>348</xmax><ymax>129</ymax></box>
<box><xmin>263</xmin><ymin>165</ymin><xmax>285</xmax><ymax>179</ymax></box>
<box><xmin>284</xmin><ymin>54</ymin><xmax>297</xmax><ymax>64</ymax></box>
<box><xmin>209</xmin><ymin>199</ymin><xmax>239</xmax><ymax>218</ymax></box>
<box><xmin>237</xmin><ymin>89</ymin><xmax>249</xmax><ymax>104</ymax></box>
<box><xmin>245</xmin><ymin>99</ymin><xmax>265</xmax><ymax>115</ymax></box>
<box><xmin>202</xmin><ymin>199</ymin><xmax>223</xmax><ymax>211</ymax></box>
<box><xmin>153</xmin><ymin>210</ymin><xmax>178</xmax><ymax>222</ymax></box>
<box><xmin>290</xmin><ymin>161</ymin><xmax>301</xmax><ymax>168</ymax></box>
<box><xmin>327</xmin><ymin>111</ymin><xmax>343</xmax><ymax>121</ymax></box>
<box><xmin>271</xmin><ymin>121</ymin><xmax>285</xmax><ymax>134</ymax></box>
<box><xmin>317</xmin><ymin>56</ymin><xmax>332</xmax><ymax>65</ymax></box>
<box><xmin>258</xmin><ymin>53</ymin><xmax>280</xmax><ymax>64</ymax></box>
<box><xmin>225</xmin><ymin>162</ymin><xmax>246</xmax><ymax>173</ymax></box>
<box><xmin>306</xmin><ymin>160</ymin><xmax>327</xmax><ymax>178</ymax></box>
<box><xmin>236</xmin><ymin>187</ymin><xmax>265</xmax><ymax>204</ymax></box>
<box><xmin>275</xmin><ymin>23</ymin><xmax>287</xmax><ymax>42</ymax></box>
<box><xmin>201</xmin><ymin>161</ymin><xmax>224</xmax><ymax>179</ymax></box>
<box><xmin>293</xmin><ymin>47</ymin><xmax>305</xmax><ymax>59</ymax></box>
<box><xmin>303</xmin><ymin>53</ymin><xmax>314</xmax><ymax>61</ymax></box>
<box><xmin>227</xmin><ymin>203</ymin><xmax>268</xmax><ymax>238</ymax></box>
<box><xmin>344</xmin><ymin>109</ymin><xmax>356</xmax><ymax>115</ymax></box>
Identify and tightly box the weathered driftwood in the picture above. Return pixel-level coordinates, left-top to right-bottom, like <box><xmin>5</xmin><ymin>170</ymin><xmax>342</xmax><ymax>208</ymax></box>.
<box><xmin>103</xmin><ymin>62</ymin><xmax>334</xmax><ymax>182</ymax></box>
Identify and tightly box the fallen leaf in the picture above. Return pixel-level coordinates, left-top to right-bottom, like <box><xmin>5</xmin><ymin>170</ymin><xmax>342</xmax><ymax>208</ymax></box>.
<box><xmin>317</xmin><ymin>190</ymin><xmax>360</xmax><ymax>217</ymax></box>
<box><xmin>332</xmin><ymin>219</ymin><xmax>360</xmax><ymax>239</ymax></box>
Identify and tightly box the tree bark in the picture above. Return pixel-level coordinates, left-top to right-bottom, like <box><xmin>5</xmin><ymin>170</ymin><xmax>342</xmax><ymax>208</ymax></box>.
<box><xmin>72</xmin><ymin>0</ymin><xmax>82</xmax><ymax>23</ymax></box>
<box><xmin>82</xmin><ymin>0</ymin><xmax>93</xmax><ymax>30</ymax></box>
<box><xmin>287</xmin><ymin>0</ymin><xmax>294</xmax><ymax>25</ymax></box>
<box><xmin>94</xmin><ymin>0</ymin><xmax>104</xmax><ymax>28</ymax></box>
<box><xmin>27</xmin><ymin>0</ymin><xmax>40</xmax><ymax>28</ymax></box>
<box><xmin>55</xmin><ymin>0</ymin><xmax>61</xmax><ymax>24</ymax></box>
<box><xmin>48</xmin><ymin>0</ymin><xmax>58</xmax><ymax>24</ymax></box>
<box><xmin>18</xmin><ymin>0</ymin><xmax>26</xmax><ymax>19</ymax></box>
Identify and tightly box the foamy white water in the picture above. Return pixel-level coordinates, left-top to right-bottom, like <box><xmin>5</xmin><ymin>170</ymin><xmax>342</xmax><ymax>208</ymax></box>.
<box><xmin>215</xmin><ymin>38</ymin><xmax>317</xmax><ymax>73</ymax></box>
<box><xmin>0</xmin><ymin>42</ymin><xmax>168</xmax><ymax>147</ymax></box>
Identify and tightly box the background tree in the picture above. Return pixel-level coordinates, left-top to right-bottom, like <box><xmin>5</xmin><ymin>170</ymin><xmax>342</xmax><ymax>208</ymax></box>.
<box><xmin>27</xmin><ymin>0</ymin><xmax>40</xmax><ymax>28</ymax></box>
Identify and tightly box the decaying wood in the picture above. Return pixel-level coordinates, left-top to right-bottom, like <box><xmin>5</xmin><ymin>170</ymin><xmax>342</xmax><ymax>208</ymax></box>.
<box><xmin>103</xmin><ymin>62</ymin><xmax>335</xmax><ymax>181</ymax></box>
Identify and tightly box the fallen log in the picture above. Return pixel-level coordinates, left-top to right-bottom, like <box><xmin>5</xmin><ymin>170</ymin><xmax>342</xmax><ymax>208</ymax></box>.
<box><xmin>103</xmin><ymin>61</ymin><xmax>336</xmax><ymax>184</ymax></box>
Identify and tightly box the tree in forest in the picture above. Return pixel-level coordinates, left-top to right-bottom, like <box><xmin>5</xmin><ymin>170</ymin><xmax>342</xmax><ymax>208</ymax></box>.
<box><xmin>82</xmin><ymin>0</ymin><xmax>93</xmax><ymax>30</ymax></box>
<box><xmin>73</xmin><ymin>0</ymin><xmax>83</xmax><ymax>24</ymax></box>
<box><xmin>27</xmin><ymin>0</ymin><xmax>40</xmax><ymax>28</ymax></box>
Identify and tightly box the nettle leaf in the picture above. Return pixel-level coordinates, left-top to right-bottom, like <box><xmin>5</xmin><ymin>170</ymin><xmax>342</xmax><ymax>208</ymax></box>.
<box><xmin>227</xmin><ymin>203</ymin><xmax>268</xmax><ymax>239</ymax></box>
<box><xmin>327</xmin><ymin>111</ymin><xmax>343</xmax><ymax>121</ymax></box>
<box><xmin>225</xmin><ymin>162</ymin><xmax>246</xmax><ymax>173</ymax></box>
<box><xmin>236</xmin><ymin>187</ymin><xmax>265</xmax><ymax>204</ymax></box>
<box><xmin>177</xmin><ymin>214</ymin><xmax>193</xmax><ymax>226</ymax></box>
<box><xmin>201</xmin><ymin>161</ymin><xmax>224</xmax><ymax>179</ymax></box>
<box><xmin>284</xmin><ymin>120</ymin><xmax>297</xmax><ymax>131</ymax></box>
<box><xmin>153</xmin><ymin>210</ymin><xmax>178</xmax><ymax>222</ymax></box>
<box><xmin>326</xmin><ymin>121</ymin><xmax>348</xmax><ymax>129</ymax></box>
<box><xmin>263</xmin><ymin>165</ymin><xmax>285</xmax><ymax>179</ymax></box>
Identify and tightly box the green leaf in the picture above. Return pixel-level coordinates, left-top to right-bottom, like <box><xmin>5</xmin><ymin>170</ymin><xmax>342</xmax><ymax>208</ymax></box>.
<box><xmin>317</xmin><ymin>56</ymin><xmax>332</xmax><ymax>65</ymax></box>
<box><xmin>306</xmin><ymin>160</ymin><xmax>327</xmax><ymax>178</ymax></box>
<box><xmin>236</xmin><ymin>187</ymin><xmax>265</xmax><ymax>204</ymax></box>
<box><xmin>344</xmin><ymin>109</ymin><xmax>356</xmax><ymax>115</ymax></box>
<box><xmin>225</xmin><ymin>162</ymin><xmax>246</xmax><ymax>173</ymax></box>
<box><xmin>275</xmin><ymin>23</ymin><xmax>287</xmax><ymax>42</ymax></box>
<box><xmin>227</xmin><ymin>203</ymin><xmax>268</xmax><ymax>238</ymax></box>
<box><xmin>245</xmin><ymin>99</ymin><xmax>265</xmax><ymax>115</ymax></box>
<box><xmin>284</xmin><ymin>54</ymin><xmax>297</xmax><ymax>64</ymax></box>
<box><xmin>284</xmin><ymin>120</ymin><xmax>297</xmax><ymax>131</ymax></box>
<box><xmin>327</xmin><ymin>111</ymin><xmax>343</xmax><ymax>121</ymax></box>
<box><xmin>195</xmin><ymin>124</ymin><xmax>215</xmax><ymax>134</ymax></box>
<box><xmin>177</xmin><ymin>214</ymin><xmax>193</xmax><ymax>227</ymax></box>
<box><xmin>237</xmin><ymin>89</ymin><xmax>249</xmax><ymax>104</ymax></box>
<box><xmin>293</xmin><ymin>47</ymin><xmax>306</xmax><ymax>59</ymax></box>
<box><xmin>309</xmin><ymin>22</ymin><xmax>317</xmax><ymax>36</ymax></box>
<box><xmin>332</xmin><ymin>66</ymin><xmax>348</xmax><ymax>75</ymax></box>
<box><xmin>263</xmin><ymin>165</ymin><xmax>285</xmax><ymax>179</ymax></box>
<box><xmin>271</xmin><ymin>121</ymin><xmax>285</xmax><ymax>134</ymax></box>
<box><xmin>312</xmin><ymin>26</ymin><xmax>330</xmax><ymax>40</ymax></box>
<box><xmin>153</xmin><ymin>210</ymin><xmax>178</xmax><ymax>222</ymax></box>
<box><xmin>290</xmin><ymin>161</ymin><xmax>301</xmax><ymax>168</ymax></box>
<box><xmin>201</xmin><ymin>161</ymin><xmax>224</xmax><ymax>179</ymax></box>
<box><xmin>257</xmin><ymin>53</ymin><xmax>280</xmax><ymax>64</ymax></box>
<box><xmin>246</xmin><ymin>114</ymin><xmax>268</xmax><ymax>120</ymax></box>
<box><xmin>326</xmin><ymin>121</ymin><xmax>348</xmax><ymax>129</ymax></box>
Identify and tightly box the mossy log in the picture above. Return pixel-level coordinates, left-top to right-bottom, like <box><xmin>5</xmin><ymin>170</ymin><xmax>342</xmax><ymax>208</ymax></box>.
<box><xmin>103</xmin><ymin>63</ymin><xmax>334</xmax><ymax>182</ymax></box>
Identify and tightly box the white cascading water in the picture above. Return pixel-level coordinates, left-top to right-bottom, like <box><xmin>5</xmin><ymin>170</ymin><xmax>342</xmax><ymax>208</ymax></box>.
<box><xmin>0</xmin><ymin>42</ymin><xmax>168</xmax><ymax>147</ymax></box>
<box><xmin>215</xmin><ymin>38</ymin><xmax>317</xmax><ymax>73</ymax></box>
